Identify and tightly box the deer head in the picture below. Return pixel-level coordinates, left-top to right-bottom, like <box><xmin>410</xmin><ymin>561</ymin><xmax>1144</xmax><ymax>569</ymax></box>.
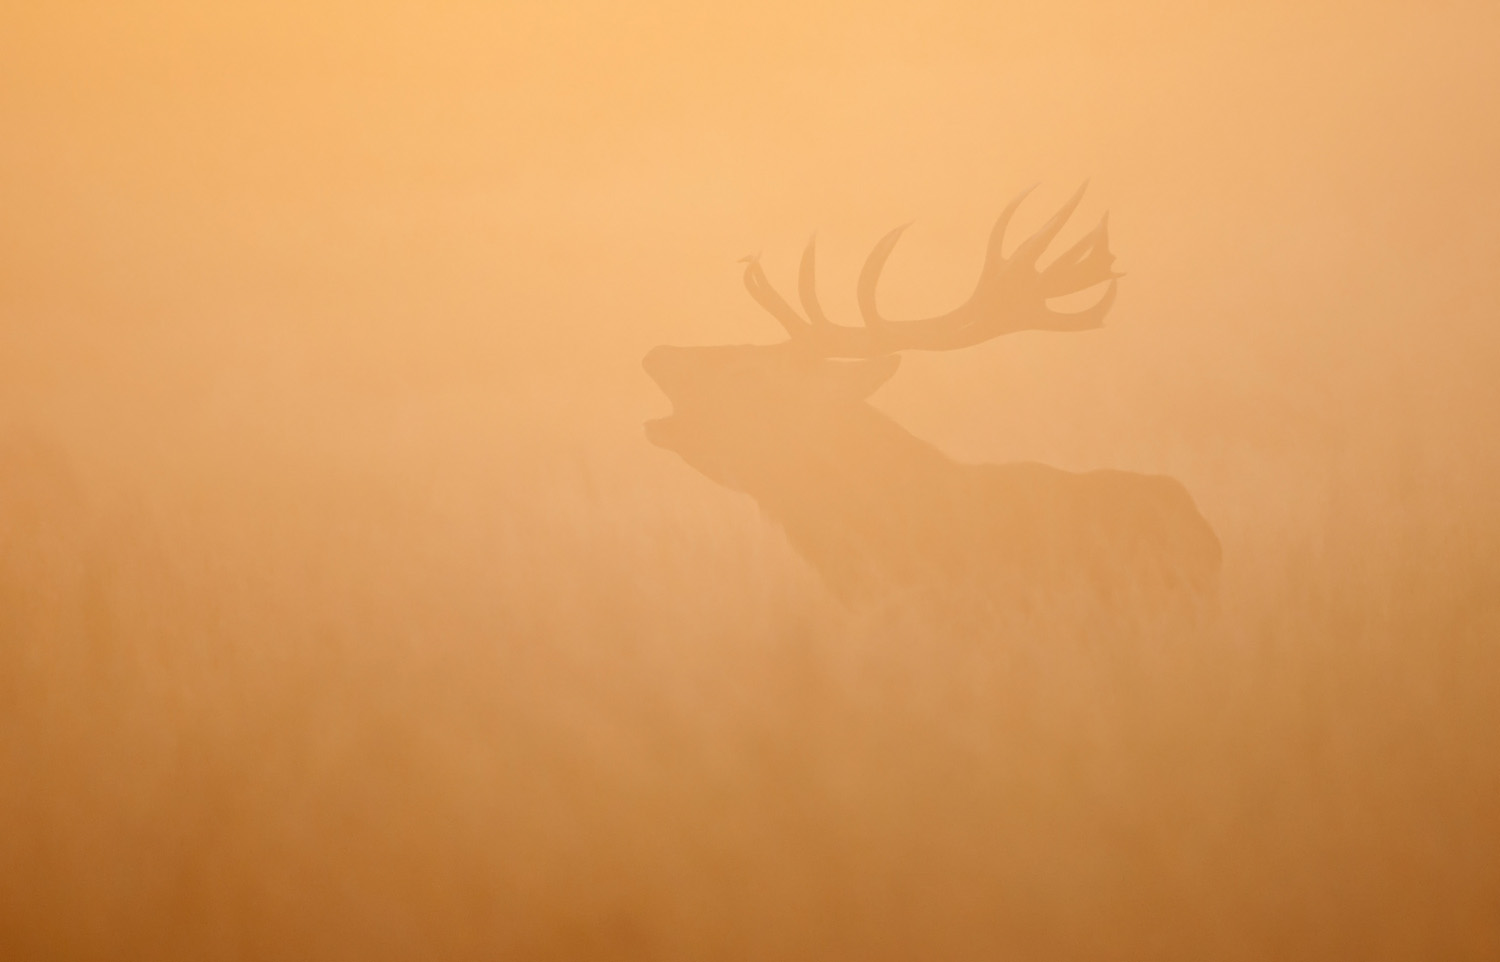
<box><xmin>644</xmin><ymin>185</ymin><xmax>1119</xmax><ymax>488</ymax></box>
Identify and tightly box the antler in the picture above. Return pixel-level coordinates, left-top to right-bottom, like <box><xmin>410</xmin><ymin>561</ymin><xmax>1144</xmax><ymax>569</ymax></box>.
<box><xmin>741</xmin><ymin>184</ymin><xmax>1121</xmax><ymax>358</ymax></box>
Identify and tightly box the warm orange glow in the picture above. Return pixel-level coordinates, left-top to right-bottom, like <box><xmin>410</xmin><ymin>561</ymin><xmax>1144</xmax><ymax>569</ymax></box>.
<box><xmin>3</xmin><ymin>3</ymin><xmax>1498</xmax><ymax>959</ymax></box>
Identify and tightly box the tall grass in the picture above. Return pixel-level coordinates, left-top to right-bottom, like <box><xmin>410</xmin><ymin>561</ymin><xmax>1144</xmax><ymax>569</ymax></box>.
<box><xmin>1</xmin><ymin>407</ymin><xmax>1497</xmax><ymax>961</ymax></box>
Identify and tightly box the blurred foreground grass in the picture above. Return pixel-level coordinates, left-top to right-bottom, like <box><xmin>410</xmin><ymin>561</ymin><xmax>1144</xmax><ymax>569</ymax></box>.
<box><xmin>1</xmin><ymin>406</ymin><xmax>1497</xmax><ymax>962</ymax></box>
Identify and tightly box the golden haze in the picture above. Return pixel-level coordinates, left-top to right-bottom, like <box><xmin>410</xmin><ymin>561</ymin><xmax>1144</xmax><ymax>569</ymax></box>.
<box><xmin>2</xmin><ymin>2</ymin><xmax>1498</xmax><ymax>959</ymax></box>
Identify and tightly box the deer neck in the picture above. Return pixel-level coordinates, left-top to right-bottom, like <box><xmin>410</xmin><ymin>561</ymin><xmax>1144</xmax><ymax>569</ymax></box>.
<box><xmin>750</xmin><ymin>403</ymin><xmax>960</xmax><ymax>550</ymax></box>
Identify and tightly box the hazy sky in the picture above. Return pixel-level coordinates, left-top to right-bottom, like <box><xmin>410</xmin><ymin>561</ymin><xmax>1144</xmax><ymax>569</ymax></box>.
<box><xmin>3</xmin><ymin>3</ymin><xmax>1496</xmax><ymax>480</ymax></box>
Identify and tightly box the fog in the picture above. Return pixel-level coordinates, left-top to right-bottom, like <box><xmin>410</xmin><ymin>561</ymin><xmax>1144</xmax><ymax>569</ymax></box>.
<box><xmin>3</xmin><ymin>3</ymin><xmax>1498</xmax><ymax>959</ymax></box>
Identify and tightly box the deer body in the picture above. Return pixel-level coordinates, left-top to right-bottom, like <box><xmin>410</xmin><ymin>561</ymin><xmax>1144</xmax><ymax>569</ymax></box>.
<box><xmin>644</xmin><ymin>344</ymin><xmax>1220</xmax><ymax>612</ymax></box>
<box><xmin>644</xmin><ymin>186</ymin><xmax>1220</xmax><ymax>614</ymax></box>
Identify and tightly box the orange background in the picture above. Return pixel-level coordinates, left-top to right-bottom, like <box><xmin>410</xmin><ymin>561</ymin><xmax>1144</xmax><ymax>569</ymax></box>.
<box><xmin>3</xmin><ymin>4</ymin><xmax>1498</xmax><ymax>959</ymax></box>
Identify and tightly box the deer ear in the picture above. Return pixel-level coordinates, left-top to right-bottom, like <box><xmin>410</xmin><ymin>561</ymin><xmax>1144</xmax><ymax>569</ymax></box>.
<box><xmin>822</xmin><ymin>354</ymin><xmax>901</xmax><ymax>399</ymax></box>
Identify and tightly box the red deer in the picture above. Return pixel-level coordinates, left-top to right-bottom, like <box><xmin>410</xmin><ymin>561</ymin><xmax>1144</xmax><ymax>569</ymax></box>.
<box><xmin>643</xmin><ymin>186</ymin><xmax>1220</xmax><ymax>618</ymax></box>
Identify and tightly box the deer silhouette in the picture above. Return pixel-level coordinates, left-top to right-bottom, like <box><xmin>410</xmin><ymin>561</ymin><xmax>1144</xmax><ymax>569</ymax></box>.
<box><xmin>644</xmin><ymin>186</ymin><xmax>1220</xmax><ymax>616</ymax></box>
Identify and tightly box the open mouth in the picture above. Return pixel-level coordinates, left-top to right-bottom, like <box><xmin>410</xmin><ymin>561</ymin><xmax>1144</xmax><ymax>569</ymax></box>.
<box><xmin>642</xmin><ymin>414</ymin><xmax>675</xmax><ymax>447</ymax></box>
<box><xmin>644</xmin><ymin>407</ymin><xmax>705</xmax><ymax>452</ymax></box>
<box><xmin>642</xmin><ymin>349</ymin><xmax>689</xmax><ymax>449</ymax></box>
<box><xmin>641</xmin><ymin>347</ymin><xmax>680</xmax><ymax>391</ymax></box>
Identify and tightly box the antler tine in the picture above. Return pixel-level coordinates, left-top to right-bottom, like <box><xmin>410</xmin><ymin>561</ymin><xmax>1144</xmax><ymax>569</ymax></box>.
<box><xmin>797</xmin><ymin>236</ymin><xmax>833</xmax><ymax>327</ymax></box>
<box><xmin>856</xmin><ymin>222</ymin><xmax>913</xmax><ymax>331</ymax></box>
<box><xmin>1040</xmin><ymin>277</ymin><xmax>1117</xmax><ymax>332</ymax></box>
<box><xmin>979</xmin><ymin>183</ymin><xmax>1040</xmax><ymax>278</ymax></box>
<box><xmin>1043</xmin><ymin>212</ymin><xmax>1108</xmax><ymax>271</ymax></box>
<box><xmin>1008</xmin><ymin>180</ymin><xmax>1090</xmax><ymax>268</ymax></box>
<box><xmin>741</xmin><ymin>254</ymin><xmax>810</xmax><ymax>339</ymax></box>
<box><xmin>1037</xmin><ymin>212</ymin><xmax>1122</xmax><ymax>298</ymax></box>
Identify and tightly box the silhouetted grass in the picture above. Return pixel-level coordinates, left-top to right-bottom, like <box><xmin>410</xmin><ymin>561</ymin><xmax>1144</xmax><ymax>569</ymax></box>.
<box><xmin>2</xmin><ymin>419</ymin><xmax>1497</xmax><ymax>961</ymax></box>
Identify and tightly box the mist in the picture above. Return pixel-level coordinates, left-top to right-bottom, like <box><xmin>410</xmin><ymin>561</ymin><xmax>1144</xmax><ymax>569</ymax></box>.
<box><xmin>3</xmin><ymin>3</ymin><xmax>1498</xmax><ymax>959</ymax></box>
